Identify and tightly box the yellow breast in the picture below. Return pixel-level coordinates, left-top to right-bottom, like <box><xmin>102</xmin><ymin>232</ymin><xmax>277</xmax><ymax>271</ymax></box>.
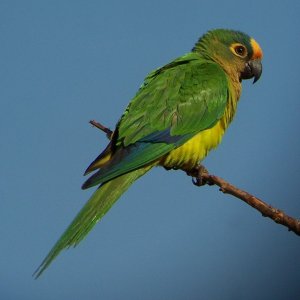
<box><xmin>160</xmin><ymin>120</ymin><xmax>225</xmax><ymax>170</ymax></box>
<box><xmin>160</xmin><ymin>79</ymin><xmax>240</xmax><ymax>170</ymax></box>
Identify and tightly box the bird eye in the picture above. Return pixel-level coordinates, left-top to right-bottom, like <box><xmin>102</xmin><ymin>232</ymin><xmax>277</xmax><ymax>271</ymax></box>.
<box><xmin>232</xmin><ymin>44</ymin><xmax>247</xmax><ymax>58</ymax></box>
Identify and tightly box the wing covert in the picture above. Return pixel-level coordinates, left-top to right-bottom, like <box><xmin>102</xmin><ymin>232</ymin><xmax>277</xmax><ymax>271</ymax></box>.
<box><xmin>117</xmin><ymin>53</ymin><xmax>228</xmax><ymax>146</ymax></box>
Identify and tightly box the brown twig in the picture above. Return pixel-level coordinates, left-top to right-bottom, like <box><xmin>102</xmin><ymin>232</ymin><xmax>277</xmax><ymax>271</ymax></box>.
<box><xmin>89</xmin><ymin>120</ymin><xmax>113</xmax><ymax>139</ymax></box>
<box><xmin>90</xmin><ymin>120</ymin><xmax>300</xmax><ymax>236</ymax></box>
<box><xmin>188</xmin><ymin>166</ymin><xmax>300</xmax><ymax>236</ymax></box>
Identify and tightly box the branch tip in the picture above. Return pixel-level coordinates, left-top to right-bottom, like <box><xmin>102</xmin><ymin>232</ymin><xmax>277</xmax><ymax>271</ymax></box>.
<box><xmin>89</xmin><ymin>120</ymin><xmax>113</xmax><ymax>140</ymax></box>
<box><xmin>189</xmin><ymin>165</ymin><xmax>300</xmax><ymax>236</ymax></box>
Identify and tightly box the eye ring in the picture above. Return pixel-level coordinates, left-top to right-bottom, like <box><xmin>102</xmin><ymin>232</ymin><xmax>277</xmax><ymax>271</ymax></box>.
<box><xmin>231</xmin><ymin>43</ymin><xmax>248</xmax><ymax>58</ymax></box>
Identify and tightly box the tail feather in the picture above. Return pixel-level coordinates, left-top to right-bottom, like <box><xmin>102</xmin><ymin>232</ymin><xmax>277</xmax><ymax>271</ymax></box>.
<box><xmin>34</xmin><ymin>166</ymin><xmax>152</xmax><ymax>278</ymax></box>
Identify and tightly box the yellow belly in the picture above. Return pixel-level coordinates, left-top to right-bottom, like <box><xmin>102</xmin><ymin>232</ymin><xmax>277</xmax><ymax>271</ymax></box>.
<box><xmin>160</xmin><ymin>78</ymin><xmax>241</xmax><ymax>170</ymax></box>
<box><xmin>160</xmin><ymin>119</ymin><xmax>226</xmax><ymax>170</ymax></box>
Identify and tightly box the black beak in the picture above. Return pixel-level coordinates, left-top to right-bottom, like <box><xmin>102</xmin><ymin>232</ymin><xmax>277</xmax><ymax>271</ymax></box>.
<box><xmin>240</xmin><ymin>59</ymin><xmax>262</xmax><ymax>83</ymax></box>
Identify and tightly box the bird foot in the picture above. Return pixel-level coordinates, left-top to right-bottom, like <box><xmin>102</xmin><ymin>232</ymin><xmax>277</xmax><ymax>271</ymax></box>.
<box><xmin>188</xmin><ymin>165</ymin><xmax>211</xmax><ymax>186</ymax></box>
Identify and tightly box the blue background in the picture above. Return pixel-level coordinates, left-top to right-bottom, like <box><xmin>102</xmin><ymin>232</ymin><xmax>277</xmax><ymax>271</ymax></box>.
<box><xmin>1</xmin><ymin>1</ymin><xmax>300</xmax><ymax>299</ymax></box>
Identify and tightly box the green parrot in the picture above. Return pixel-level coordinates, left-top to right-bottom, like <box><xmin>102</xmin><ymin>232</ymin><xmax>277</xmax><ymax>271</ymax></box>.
<box><xmin>35</xmin><ymin>29</ymin><xmax>263</xmax><ymax>277</ymax></box>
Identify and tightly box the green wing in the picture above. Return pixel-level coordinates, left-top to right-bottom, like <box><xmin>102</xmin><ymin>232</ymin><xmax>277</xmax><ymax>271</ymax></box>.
<box><xmin>83</xmin><ymin>52</ymin><xmax>228</xmax><ymax>189</ymax></box>
<box><xmin>118</xmin><ymin>52</ymin><xmax>228</xmax><ymax>144</ymax></box>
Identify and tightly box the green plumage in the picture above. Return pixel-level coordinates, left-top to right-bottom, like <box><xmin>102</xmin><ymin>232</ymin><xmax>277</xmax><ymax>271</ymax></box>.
<box><xmin>118</xmin><ymin>53</ymin><xmax>227</xmax><ymax>144</ymax></box>
<box><xmin>34</xmin><ymin>167</ymin><xmax>151</xmax><ymax>277</ymax></box>
<box><xmin>35</xmin><ymin>29</ymin><xmax>262</xmax><ymax>277</ymax></box>
<box><xmin>82</xmin><ymin>53</ymin><xmax>228</xmax><ymax>189</ymax></box>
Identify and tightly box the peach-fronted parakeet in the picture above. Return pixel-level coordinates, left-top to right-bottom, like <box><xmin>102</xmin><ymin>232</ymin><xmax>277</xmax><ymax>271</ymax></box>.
<box><xmin>35</xmin><ymin>29</ymin><xmax>263</xmax><ymax>277</ymax></box>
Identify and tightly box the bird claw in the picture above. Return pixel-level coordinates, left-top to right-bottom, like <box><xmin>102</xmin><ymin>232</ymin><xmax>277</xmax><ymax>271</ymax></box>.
<box><xmin>191</xmin><ymin>165</ymin><xmax>209</xmax><ymax>186</ymax></box>
<box><xmin>192</xmin><ymin>177</ymin><xmax>203</xmax><ymax>186</ymax></box>
<box><xmin>192</xmin><ymin>176</ymin><xmax>207</xmax><ymax>186</ymax></box>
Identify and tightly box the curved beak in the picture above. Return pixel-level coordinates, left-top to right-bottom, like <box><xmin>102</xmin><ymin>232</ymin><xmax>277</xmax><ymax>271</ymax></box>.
<box><xmin>241</xmin><ymin>59</ymin><xmax>262</xmax><ymax>83</ymax></box>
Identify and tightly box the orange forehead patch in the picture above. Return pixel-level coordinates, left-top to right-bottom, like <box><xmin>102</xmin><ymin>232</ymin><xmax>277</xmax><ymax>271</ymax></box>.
<box><xmin>250</xmin><ymin>38</ymin><xmax>263</xmax><ymax>59</ymax></box>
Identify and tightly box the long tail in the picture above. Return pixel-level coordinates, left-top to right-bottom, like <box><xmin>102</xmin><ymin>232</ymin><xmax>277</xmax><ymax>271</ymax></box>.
<box><xmin>34</xmin><ymin>166</ymin><xmax>152</xmax><ymax>278</ymax></box>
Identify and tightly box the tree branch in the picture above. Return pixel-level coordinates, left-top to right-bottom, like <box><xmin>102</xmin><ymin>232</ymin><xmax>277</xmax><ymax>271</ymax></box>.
<box><xmin>89</xmin><ymin>120</ymin><xmax>300</xmax><ymax>236</ymax></box>
<box><xmin>188</xmin><ymin>166</ymin><xmax>300</xmax><ymax>236</ymax></box>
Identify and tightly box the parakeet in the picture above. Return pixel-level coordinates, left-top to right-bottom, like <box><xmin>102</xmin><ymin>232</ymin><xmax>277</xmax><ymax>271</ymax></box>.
<box><xmin>35</xmin><ymin>29</ymin><xmax>263</xmax><ymax>277</ymax></box>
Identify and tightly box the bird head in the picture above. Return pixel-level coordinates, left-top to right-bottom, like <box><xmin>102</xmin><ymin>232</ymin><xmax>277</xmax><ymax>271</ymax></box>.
<box><xmin>193</xmin><ymin>29</ymin><xmax>263</xmax><ymax>83</ymax></box>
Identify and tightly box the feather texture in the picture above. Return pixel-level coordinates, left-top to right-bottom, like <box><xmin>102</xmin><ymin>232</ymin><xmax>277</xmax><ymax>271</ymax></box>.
<box><xmin>34</xmin><ymin>166</ymin><xmax>151</xmax><ymax>278</ymax></box>
<box><xmin>82</xmin><ymin>53</ymin><xmax>229</xmax><ymax>189</ymax></box>
<box><xmin>35</xmin><ymin>29</ymin><xmax>262</xmax><ymax>277</ymax></box>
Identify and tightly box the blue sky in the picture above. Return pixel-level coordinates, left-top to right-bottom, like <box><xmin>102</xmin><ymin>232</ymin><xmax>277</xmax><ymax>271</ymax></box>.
<box><xmin>1</xmin><ymin>1</ymin><xmax>300</xmax><ymax>299</ymax></box>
